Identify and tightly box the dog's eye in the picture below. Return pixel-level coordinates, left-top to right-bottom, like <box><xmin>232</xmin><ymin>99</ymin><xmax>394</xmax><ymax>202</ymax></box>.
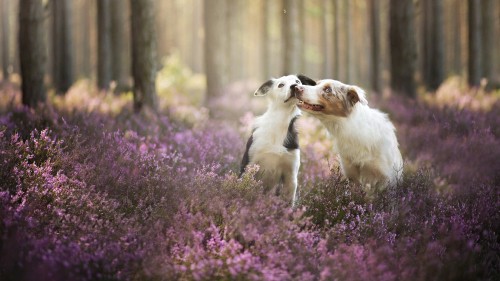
<box><xmin>278</xmin><ymin>83</ymin><xmax>285</xmax><ymax>88</ymax></box>
<box><xmin>296</xmin><ymin>80</ymin><xmax>300</xmax><ymax>84</ymax></box>
<box><xmin>324</xmin><ymin>87</ymin><xmax>332</xmax><ymax>93</ymax></box>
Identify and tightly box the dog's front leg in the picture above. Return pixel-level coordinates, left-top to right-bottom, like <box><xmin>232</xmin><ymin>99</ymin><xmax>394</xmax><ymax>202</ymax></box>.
<box><xmin>282</xmin><ymin>155</ymin><xmax>300</xmax><ymax>207</ymax></box>
<box><xmin>282</xmin><ymin>173</ymin><xmax>297</xmax><ymax>206</ymax></box>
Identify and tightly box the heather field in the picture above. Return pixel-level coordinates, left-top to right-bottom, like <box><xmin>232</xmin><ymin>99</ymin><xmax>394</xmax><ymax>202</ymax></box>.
<box><xmin>0</xmin><ymin>76</ymin><xmax>499</xmax><ymax>281</ymax></box>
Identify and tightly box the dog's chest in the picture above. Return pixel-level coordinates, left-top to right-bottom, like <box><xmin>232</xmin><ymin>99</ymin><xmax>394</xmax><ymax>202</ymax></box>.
<box><xmin>250</xmin><ymin>141</ymin><xmax>299</xmax><ymax>177</ymax></box>
<box><xmin>249</xmin><ymin>118</ymin><xmax>299</xmax><ymax>167</ymax></box>
<box><xmin>251</xmin><ymin>127</ymin><xmax>290</xmax><ymax>154</ymax></box>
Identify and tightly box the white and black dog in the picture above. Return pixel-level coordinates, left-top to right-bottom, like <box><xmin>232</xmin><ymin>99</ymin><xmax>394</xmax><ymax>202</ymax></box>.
<box><xmin>240</xmin><ymin>74</ymin><xmax>316</xmax><ymax>205</ymax></box>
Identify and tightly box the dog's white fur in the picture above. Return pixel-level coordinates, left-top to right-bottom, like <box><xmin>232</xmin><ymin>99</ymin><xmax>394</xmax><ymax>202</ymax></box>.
<box><xmin>295</xmin><ymin>79</ymin><xmax>403</xmax><ymax>189</ymax></box>
<box><xmin>240</xmin><ymin>75</ymin><xmax>306</xmax><ymax>205</ymax></box>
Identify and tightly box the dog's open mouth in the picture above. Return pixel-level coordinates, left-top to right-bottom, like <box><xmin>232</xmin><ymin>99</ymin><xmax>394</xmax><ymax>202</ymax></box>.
<box><xmin>297</xmin><ymin>100</ymin><xmax>324</xmax><ymax>111</ymax></box>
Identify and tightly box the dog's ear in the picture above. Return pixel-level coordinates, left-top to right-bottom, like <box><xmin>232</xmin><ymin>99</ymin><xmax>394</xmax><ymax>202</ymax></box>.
<box><xmin>297</xmin><ymin>74</ymin><xmax>317</xmax><ymax>86</ymax></box>
<box><xmin>254</xmin><ymin>79</ymin><xmax>274</xmax><ymax>96</ymax></box>
<box><xmin>347</xmin><ymin>86</ymin><xmax>368</xmax><ymax>106</ymax></box>
<box><xmin>346</xmin><ymin>89</ymin><xmax>359</xmax><ymax>106</ymax></box>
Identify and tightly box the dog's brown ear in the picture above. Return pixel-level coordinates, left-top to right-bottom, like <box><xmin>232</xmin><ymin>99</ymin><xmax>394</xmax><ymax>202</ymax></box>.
<box><xmin>254</xmin><ymin>79</ymin><xmax>273</xmax><ymax>96</ymax></box>
<box><xmin>347</xmin><ymin>88</ymin><xmax>360</xmax><ymax>106</ymax></box>
<box><xmin>349</xmin><ymin>86</ymin><xmax>368</xmax><ymax>105</ymax></box>
<box><xmin>298</xmin><ymin>74</ymin><xmax>316</xmax><ymax>86</ymax></box>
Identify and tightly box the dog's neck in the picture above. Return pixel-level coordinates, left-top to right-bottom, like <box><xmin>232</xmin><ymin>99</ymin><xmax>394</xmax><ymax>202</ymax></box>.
<box><xmin>262</xmin><ymin>102</ymin><xmax>300</xmax><ymax>119</ymax></box>
<box><xmin>254</xmin><ymin>104</ymin><xmax>301</xmax><ymax>135</ymax></box>
<box><xmin>268</xmin><ymin>101</ymin><xmax>300</xmax><ymax>114</ymax></box>
<box><xmin>317</xmin><ymin>105</ymin><xmax>365</xmax><ymax>134</ymax></box>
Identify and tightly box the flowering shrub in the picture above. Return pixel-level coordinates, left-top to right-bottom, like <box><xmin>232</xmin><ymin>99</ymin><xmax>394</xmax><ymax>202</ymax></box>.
<box><xmin>0</xmin><ymin>82</ymin><xmax>498</xmax><ymax>280</ymax></box>
<box><xmin>0</xmin><ymin>128</ymin><xmax>143</xmax><ymax>280</ymax></box>
<box><xmin>385</xmin><ymin>96</ymin><xmax>500</xmax><ymax>186</ymax></box>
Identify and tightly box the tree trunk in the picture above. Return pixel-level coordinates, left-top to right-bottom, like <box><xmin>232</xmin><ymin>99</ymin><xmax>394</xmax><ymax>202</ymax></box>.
<box><xmin>97</xmin><ymin>0</ymin><xmax>112</xmax><ymax>89</ymax></box>
<box><xmin>110</xmin><ymin>0</ymin><xmax>130</xmax><ymax>91</ymax></box>
<box><xmin>130</xmin><ymin>0</ymin><xmax>158</xmax><ymax>112</ymax></box>
<box><xmin>344</xmin><ymin>0</ymin><xmax>351</xmax><ymax>83</ymax></box>
<box><xmin>452</xmin><ymin>0</ymin><xmax>463</xmax><ymax>75</ymax></box>
<box><xmin>333</xmin><ymin>0</ymin><xmax>339</xmax><ymax>78</ymax></box>
<box><xmin>427</xmin><ymin>0</ymin><xmax>445</xmax><ymax>90</ymax></box>
<box><xmin>321</xmin><ymin>0</ymin><xmax>329</xmax><ymax>77</ymax></box>
<box><xmin>1</xmin><ymin>0</ymin><xmax>9</xmax><ymax>79</ymax></box>
<box><xmin>226</xmin><ymin>0</ymin><xmax>243</xmax><ymax>82</ymax></box>
<box><xmin>190</xmin><ymin>0</ymin><xmax>202</xmax><ymax>73</ymax></box>
<box><xmin>299</xmin><ymin>0</ymin><xmax>306</xmax><ymax>72</ymax></box>
<box><xmin>481</xmin><ymin>0</ymin><xmax>493</xmax><ymax>85</ymax></box>
<box><xmin>80</xmin><ymin>0</ymin><xmax>91</xmax><ymax>78</ymax></box>
<box><xmin>368</xmin><ymin>0</ymin><xmax>380</xmax><ymax>92</ymax></box>
<box><xmin>421</xmin><ymin>0</ymin><xmax>430</xmax><ymax>88</ymax></box>
<box><xmin>282</xmin><ymin>0</ymin><xmax>301</xmax><ymax>74</ymax></box>
<box><xmin>468</xmin><ymin>0</ymin><xmax>482</xmax><ymax>86</ymax></box>
<box><xmin>430</xmin><ymin>0</ymin><xmax>445</xmax><ymax>88</ymax></box>
<box><xmin>389</xmin><ymin>0</ymin><xmax>417</xmax><ymax>97</ymax></box>
<box><xmin>19</xmin><ymin>0</ymin><xmax>47</xmax><ymax>107</ymax></box>
<box><xmin>261</xmin><ymin>0</ymin><xmax>270</xmax><ymax>79</ymax></box>
<box><xmin>154</xmin><ymin>1</ymin><xmax>169</xmax><ymax>59</ymax></box>
<box><xmin>51</xmin><ymin>0</ymin><xmax>73</xmax><ymax>94</ymax></box>
<box><xmin>204</xmin><ymin>0</ymin><xmax>227</xmax><ymax>107</ymax></box>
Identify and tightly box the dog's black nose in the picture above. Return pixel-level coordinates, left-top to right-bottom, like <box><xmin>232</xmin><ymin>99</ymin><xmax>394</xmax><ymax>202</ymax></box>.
<box><xmin>291</xmin><ymin>84</ymin><xmax>303</xmax><ymax>93</ymax></box>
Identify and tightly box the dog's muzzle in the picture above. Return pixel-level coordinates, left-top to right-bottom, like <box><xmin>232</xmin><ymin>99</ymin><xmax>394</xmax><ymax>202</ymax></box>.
<box><xmin>292</xmin><ymin>84</ymin><xmax>304</xmax><ymax>96</ymax></box>
<box><xmin>284</xmin><ymin>84</ymin><xmax>297</xmax><ymax>103</ymax></box>
<box><xmin>284</xmin><ymin>84</ymin><xmax>301</xmax><ymax>103</ymax></box>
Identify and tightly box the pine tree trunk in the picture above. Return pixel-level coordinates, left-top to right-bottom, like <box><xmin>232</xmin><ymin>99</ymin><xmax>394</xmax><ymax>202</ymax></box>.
<box><xmin>52</xmin><ymin>0</ymin><xmax>73</xmax><ymax>94</ymax></box>
<box><xmin>190</xmin><ymin>0</ymin><xmax>202</xmax><ymax>73</ymax></box>
<box><xmin>452</xmin><ymin>0</ymin><xmax>463</xmax><ymax>75</ymax></box>
<box><xmin>261</xmin><ymin>0</ymin><xmax>270</xmax><ymax>79</ymax></box>
<box><xmin>97</xmin><ymin>0</ymin><xmax>112</xmax><ymax>89</ymax></box>
<box><xmin>321</xmin><ymin>0</ymin><xmax>330</xmax><ymax>77</ymax></box>
<box><xmin>421</xmin><ymin>0</ymin><xmax>430</xmax><ymax>88</ymax></box>
<box><xmin>389</xmin><ymin>0</ymin><xmax>417</xmax><ymax>97</ymax></box>
<box><xmin>468</xmin><ymin>0</ymin><xmax>482</xmax><ymax>86</ymax></box>
<box><xmin>226</xmin><ymin>0</ymin><xmax>243</xmax><ymax>82</ymax></box>
<box><xmin>204</xmin><ymin>0</ymin><xmax>227</xmax><ymax>107</ymax></box>
<box><xmin>282</xmin><ymin>0</ymin><xmax>301</xmax><ymax>74</ymax></box>
<box><xmin>344</xmin><ymin>0</ymin><xmax>351</xmax><ymax>83</ymax></box>
<box><xmin>333</xmin><ymin>0</ymin><xmax>340</xmax><ymax>78</ymax></box>
<box><xmin>110</xmin><ymin>0</ymin><xmax>130</xmax><ymax>91</ymax></box>
<box><xmin>19</xmin><ymin>0</ymin><xmax>47</xmax><ymax>107</ymax></box>
<box><xmin>368</xmin><ymin>0</ymin><xmax>380</xmax><ymax>93</ymax></box>
<box><xmin>130</xmin><ymin>0</ymin><xmax>158</xmax><ymax>112</ymax></box>
<box><xmin>299</xmin><ymin>0</ymin><xmax>306</xmax><ymax>72</ymax></box>
<box><xmin>80</xmin><ymin>0</ymin><xmax>91</xmax><ymax>78</ymax></box>
<box><xmin>481</xmin><ymin>0</ymin><xmax>493</xmax><ymax>85</ymax></box>
<box><xmin>1</xmin><ymin>0</ymin><xmax>10</xmax><ymax>79</ymax></box>
<box><xmin>428</xmin><ymin>0</ymin><xmax>445</xmax><ymax>90</ymax></box>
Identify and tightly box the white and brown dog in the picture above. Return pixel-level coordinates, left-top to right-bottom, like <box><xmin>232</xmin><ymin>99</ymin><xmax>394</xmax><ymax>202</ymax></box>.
<box><xmin>240</xmin><ymin>74</ymin><xmax>316</xmax><ymax>205</ymax></box>
<box><xmin>294</xmin><ymin>79</ymin><xmax>403</xmax><ymax>190</ymax></box>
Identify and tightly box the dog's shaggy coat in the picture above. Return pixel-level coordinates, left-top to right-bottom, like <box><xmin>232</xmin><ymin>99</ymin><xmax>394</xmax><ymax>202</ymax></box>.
<box><xmin>294</xmin><ymin>79</ymin><xmax>403</xmax><ymax>189</ymax></box>
<box><xmin>240</xmin><ymin>75</ymin><xmax>315</xmax><ymax>205</ymax></box>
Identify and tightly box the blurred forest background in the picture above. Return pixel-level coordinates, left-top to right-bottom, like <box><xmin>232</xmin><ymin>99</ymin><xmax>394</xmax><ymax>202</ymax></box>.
<box><xmin>1</xmin><ymin>0</ymin><xmax>499</xmax><ymax>111</ymax></box>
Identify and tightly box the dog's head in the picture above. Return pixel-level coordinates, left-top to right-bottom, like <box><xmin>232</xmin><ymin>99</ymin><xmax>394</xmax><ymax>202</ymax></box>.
<box><xmin>294</xmin><ymin>79</ymin><xmax>368</xmax><ymax>117</ymax></box>
<box><xmin>254</xmin><ymin>74</ymin><xmax>316</xmax><ymax>106</ymax></box>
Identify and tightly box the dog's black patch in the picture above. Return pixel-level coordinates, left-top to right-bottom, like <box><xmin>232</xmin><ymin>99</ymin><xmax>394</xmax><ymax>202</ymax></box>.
<box><xmin>283</xmin><ymin>116</ymin><xmax>299</xmax><ymax>151</ymax></box>
<box><xmin>239</xmin><ymin>132</ymin><xmax>254</xmax><ymax>177</ymax></box>
<box><xmin>254</xmin><ymin>79</ymin><xmax>274</xmax><ymax>96</ymax></box>
<box><xmin>298</xmin><ymin>74</ymin><xmax>317</xmax><ymax>86</ymax></box>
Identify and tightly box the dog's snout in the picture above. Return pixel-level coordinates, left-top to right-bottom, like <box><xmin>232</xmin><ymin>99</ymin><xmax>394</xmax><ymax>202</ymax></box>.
<box><xmin>292</xmin><ymin>85</ymin><xmax>304</xmax><ymax>93</ymax></box>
